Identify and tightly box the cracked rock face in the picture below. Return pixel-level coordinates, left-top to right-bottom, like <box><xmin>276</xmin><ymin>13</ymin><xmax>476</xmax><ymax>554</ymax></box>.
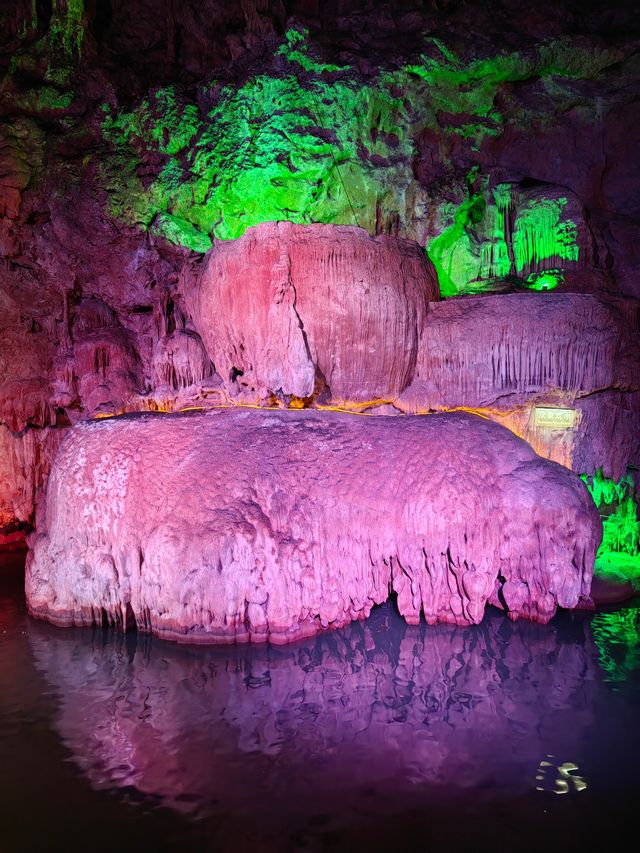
<box><xmin>27</xmin><ymin>409</ymin><xmax>600</xmax><ymax>643</ymax></box>
<box><xmin>188</xmin><ymin>222</ymin><xmax>438</xmax><ymax>403</ymax></box>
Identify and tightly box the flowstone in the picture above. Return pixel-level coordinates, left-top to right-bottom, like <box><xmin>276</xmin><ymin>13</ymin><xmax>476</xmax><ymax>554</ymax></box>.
<box><xmin>27</xmin><ymin>409</ymin><xmax>600</xmax><ymax>644</ymax></box>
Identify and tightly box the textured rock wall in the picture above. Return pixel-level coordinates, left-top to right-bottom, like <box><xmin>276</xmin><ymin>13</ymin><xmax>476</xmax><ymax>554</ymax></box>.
<box><xmin>396</xmin><ymin>292</ymin><xmax>640</xmax><ymax>476</ymax></box>
<box><xmin>428</xmin><ymin>183</ymin><xmax>603</xmax><ymax>297</ymax></box>
<box><xmin>27</xmin><ymin>409</ymin><xmax>600</xmax><ymax>641</ymax></box>
<box><xmin>403</xmin><ymin>293</ymin><xmax>637</xmax><ymax>408</ymax></box>
<box><xmin>2</xmin><ymin>224</ymin><xmax>638</xmax><ymax>540</ymax></box>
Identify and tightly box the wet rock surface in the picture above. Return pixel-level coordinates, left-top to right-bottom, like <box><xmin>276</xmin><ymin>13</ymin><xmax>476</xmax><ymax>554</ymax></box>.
<box><xmin>27</xmin><ymin>409</ymin><xmax>600</xmax><ymax>640</ymax></box>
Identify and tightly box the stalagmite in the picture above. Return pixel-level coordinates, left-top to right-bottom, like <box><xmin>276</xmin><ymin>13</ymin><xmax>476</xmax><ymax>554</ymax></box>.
<box><xmin>153</xmin><ymin>330</ymin><xmax>213</xmax><ymax>391</ymax></box>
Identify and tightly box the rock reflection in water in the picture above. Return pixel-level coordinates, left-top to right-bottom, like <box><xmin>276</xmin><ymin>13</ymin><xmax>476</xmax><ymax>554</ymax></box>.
<box><xmin>29</xmin><ymin>605</ymin><xmax>601</xmax><ymax>819</ymax></box>
<box><xmin>591</xmin><ymin>605</ymin><xmax>640</xmax><ymax>686</ymax></box>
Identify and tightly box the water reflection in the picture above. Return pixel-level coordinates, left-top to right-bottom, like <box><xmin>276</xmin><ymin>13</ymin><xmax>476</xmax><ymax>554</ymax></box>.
<box><xmin>28</xmin><ymin>605</ymin><xmax>606</xmax><ymax>820</ymax></box>
<box><xmin>591</xmin><ymin>606</ymin><xmax>640</xmax><ymax>686</ymax></box>
<box><xmin>534</xmin><ymin>755</ymin><xmax>587</xmax><ymax>794</ymax></box>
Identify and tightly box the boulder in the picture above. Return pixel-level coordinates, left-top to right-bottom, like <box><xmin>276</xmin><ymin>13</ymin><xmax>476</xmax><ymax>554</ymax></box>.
<box><xmin>27</xmin><ymin>409</ymin><xmax>600</xmax><ymax>643</ymax></box>
<box><xmin>188</xmin><ymin>222</ymin><xmax>438</xmax><ymax>403</ymax></box>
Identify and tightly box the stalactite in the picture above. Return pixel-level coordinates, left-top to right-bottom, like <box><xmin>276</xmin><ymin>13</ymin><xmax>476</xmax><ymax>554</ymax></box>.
<box><xmin>153</xmin><ymin>331</ymin><xmax>213</xmax><ymax>391</ymax></box>
<box><xmin>512</xmin><ymin>197</ymin><xmax>579</xmax><ymax>276</ymax></box>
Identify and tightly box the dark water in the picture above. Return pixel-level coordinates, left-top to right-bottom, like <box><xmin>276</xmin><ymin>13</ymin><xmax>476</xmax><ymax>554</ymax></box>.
<box><xmin>2</xmin><ymin>549</ymin><xmax>640</xmax><ymax>853</ymax></box>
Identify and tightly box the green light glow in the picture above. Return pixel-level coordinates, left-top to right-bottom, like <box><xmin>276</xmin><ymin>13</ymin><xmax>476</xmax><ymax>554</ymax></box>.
<box><xmin>426</xmin><ymin>186</ymin><xmax>579</xmax><ymax>297</ymax></box>
<box><xmin>513</xmin><ymin>197</ymin><xmax>579</xmax><ymax>273</ymax></box>
<box><xmin>402</xmin><ymin>38</ymin><xmax>614</xmax><ymax>153</ymax></box>
<box><xmin>15</xmin><ymin>86</ymin><xmax>74</xmax><ymax>113</ymax></box>
<box><xmin>426</xmin><ymin>185</ymin><xmax>489</xmax><ymax>297</ymax></box>
<box><xmin>102</xmin><ymin>51</ymin><xmax>412</xmax><ymax>242</ymax></box>
<box><xmin>581</xmin><ymin>470</ymin><xmax>640</xmax><ymax>587</ymax></box>
<box><xmin>526</xmin><ymin>270</ymin><xmax>564</xmax><ymax>291</ymax></box>
<box><xmin>591</xmin><ymin>606</ymin><xmax>640</xmax><ymax>686</ymax></box>
<box><xmin>99</xmin><ymin>30</ymin><xmax>620</xmax><ymax>253</ymax></box>
<box><xmin>49</xmin><ymin>0</ymin><xmax>84</xmax><ymax>56</ymax></box>
<box><xmin>152</xmin><ymin>212</ymin><xmax>212</xmax><ymax>253</ymax></box>
<box><xmin>276</xmin><ymin>28</ymin><xmax>348</xmax><ymax>74</ymax></box>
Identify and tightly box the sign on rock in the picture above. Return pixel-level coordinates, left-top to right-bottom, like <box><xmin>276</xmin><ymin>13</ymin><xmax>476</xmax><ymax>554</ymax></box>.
<box><xmin>534</xmin><ymin>407</ymin><xmax>576</xmax><ymax>430</ymax></box>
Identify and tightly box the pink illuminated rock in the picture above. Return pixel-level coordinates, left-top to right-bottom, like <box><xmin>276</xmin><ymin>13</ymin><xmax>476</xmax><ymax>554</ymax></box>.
<box><xmin>152</xmin><ymin>330</ymin><xmax>214</xmax><ymax>392</ymax></box>
<box><xmin>0</xmin><ymin>378</ymin><xmax>52</xmax><ymax>433</ymax></box>
<box><xmin>27</xmin><ymin>409</ymin><xmax>600</xmax><ymax>643</ymax></box>
<box><xmin>573</xmin><ymin>390</ymin><xmax>640</xmax><ymax>481</ymax></box>
<box><xmin>398</xmin><ymin>292</ymin><xmax>640</xmax><ymax>476</ymax></box>
<box><xmin>0</xmin><ymin>424</ymin><xmax>64</xmax><ymax>535</ymax></box>
<box><xmin>400</xmin><ymin>292</ymin><xmax>638</xmax><ymax>411</ymax></box>
<box><xmin>188</xmin><ymin>222</ymin><xmax>438</xmax><ymax>403</ymax></box>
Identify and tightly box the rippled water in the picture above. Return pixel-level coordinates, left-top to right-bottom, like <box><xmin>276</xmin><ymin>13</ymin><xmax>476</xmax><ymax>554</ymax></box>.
<box><xmin>2</xmin><ymin>549</ymin><xmax>640</xmax><ymax>852</ymax></box>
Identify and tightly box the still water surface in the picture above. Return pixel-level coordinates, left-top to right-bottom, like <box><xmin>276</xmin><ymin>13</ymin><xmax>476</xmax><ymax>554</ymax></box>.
<box><xmin>2</xmin><ymin>548</ymin><xmax>640</xmax><ymax>852</ymax></box>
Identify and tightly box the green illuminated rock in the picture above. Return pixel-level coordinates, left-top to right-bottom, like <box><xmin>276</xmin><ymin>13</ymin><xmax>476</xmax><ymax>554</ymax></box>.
<box><xmin>581</xmin><ymin>470</ymin><xmax>640</xmax><ymax>588</ymax></box>
<box><xmin>426</xmin><ymin>183</ymin><xmax>587</xmax><ymax>297</ymax></box>
<box><xmin>513</xmin><ymin>196</ymin><xmax>579</xmax><ymax>274</ymax></box>
<box><xmin>102</xmin><ymin>36</ymin><xmax>413</xmax><ymax>244</ymax></box>
<box><xmin>49</xmin><ymin>0</ymin><xmax>85</xmax><ymax>57</ymax></box>
<box><xmin>98</xmin><ymin>29</ymin><xmax>619</xmax><ymax>260</ymax></box>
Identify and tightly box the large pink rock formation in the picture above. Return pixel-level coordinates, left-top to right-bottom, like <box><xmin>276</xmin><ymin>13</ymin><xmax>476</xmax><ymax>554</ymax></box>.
<box><xmin>1</xmin><ymin>213</ymin><xmax>637</xmax><ymax>545</ymax></box>
<box><xmin>27</xmin><ymin>409</ymin><xmax>600</xmax><ymax>643</ymax></box>
<box><xmin>188</xmin><ymin>222</ymin><xmax>438</xmax><ymax>403</ymax></box>
<box><xmin>401</xmin><ymin>292</ymin><xmax>638</xmax><ymax>410</ymax></box>
<box><xmin>1</xmin><ymin>2</ymin><xmax>639</xmax><ymax>554</ymax></box>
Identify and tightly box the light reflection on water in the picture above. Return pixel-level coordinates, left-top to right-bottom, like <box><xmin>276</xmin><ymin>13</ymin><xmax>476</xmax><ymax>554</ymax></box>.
<box><xmin>591</xmin><ymin>606</ymin><xmax>640</xmax><ymax>685</ymax></box>
<box><xmin>2</xmin><ymin>551</ymin><xmax>640</xmax><ymax>851</ymax></box>
<box><xmin>27</xmin><ymin>609</ymin><xmax>604</xmax><ymax>818</ymax></box>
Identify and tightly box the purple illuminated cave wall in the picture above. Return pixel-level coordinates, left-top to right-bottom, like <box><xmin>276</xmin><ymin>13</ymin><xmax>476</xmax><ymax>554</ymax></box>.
<box><xmin>0</xmin><ymin>0</ymin><xmax>639</xmax><ymax>638</ymax></box>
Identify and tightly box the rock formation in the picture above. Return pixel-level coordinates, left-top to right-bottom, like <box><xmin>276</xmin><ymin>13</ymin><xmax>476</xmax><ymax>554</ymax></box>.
<box><xmin>427</xmin><ymin>183</ymin><xmax>604</xmax><ymax>297</ymax></box>
<box><xmin>188</xmin><ymin>221</ymin><xmax>438</xmax><ymax>403</ymax></box>
<box><xmin>1</xmin><ymin>1</ymin><xmax>639</xmax><ymax>619</ymax></box>
<box><xmin>27</xmin><ymin>409</ymin><xmax>600</xmax><ymax>642</ymax></box>
<box><xmin>398</xmin><ymin>292</ymin><xmax>640</xmax><ymax>479</ymax></box>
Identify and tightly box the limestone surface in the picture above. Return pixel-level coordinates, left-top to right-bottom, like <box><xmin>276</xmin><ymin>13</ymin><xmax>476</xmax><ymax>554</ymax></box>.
<box><xmin>402</xmin><ymin>292</ymin><xmax>638</xmax><ymax>410</ymax></box>
<box><xmin>2</xmin><ymin>4</ymin><xmax>640</xmax><ymax>547</ymax></box>
<box><xmin>188</xmin><ymin>221</ymin><xmax>438</xmax><ymax>403</ymax></box>
<box><xmin>399</xmin><ymin>292</ymin><xmax>640</xmax><ymax>479</ymax></box>
<box><xmin>27</xmin><ymin>409</ymin><xmax>600</xmax><ymax>643</ymax></box>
